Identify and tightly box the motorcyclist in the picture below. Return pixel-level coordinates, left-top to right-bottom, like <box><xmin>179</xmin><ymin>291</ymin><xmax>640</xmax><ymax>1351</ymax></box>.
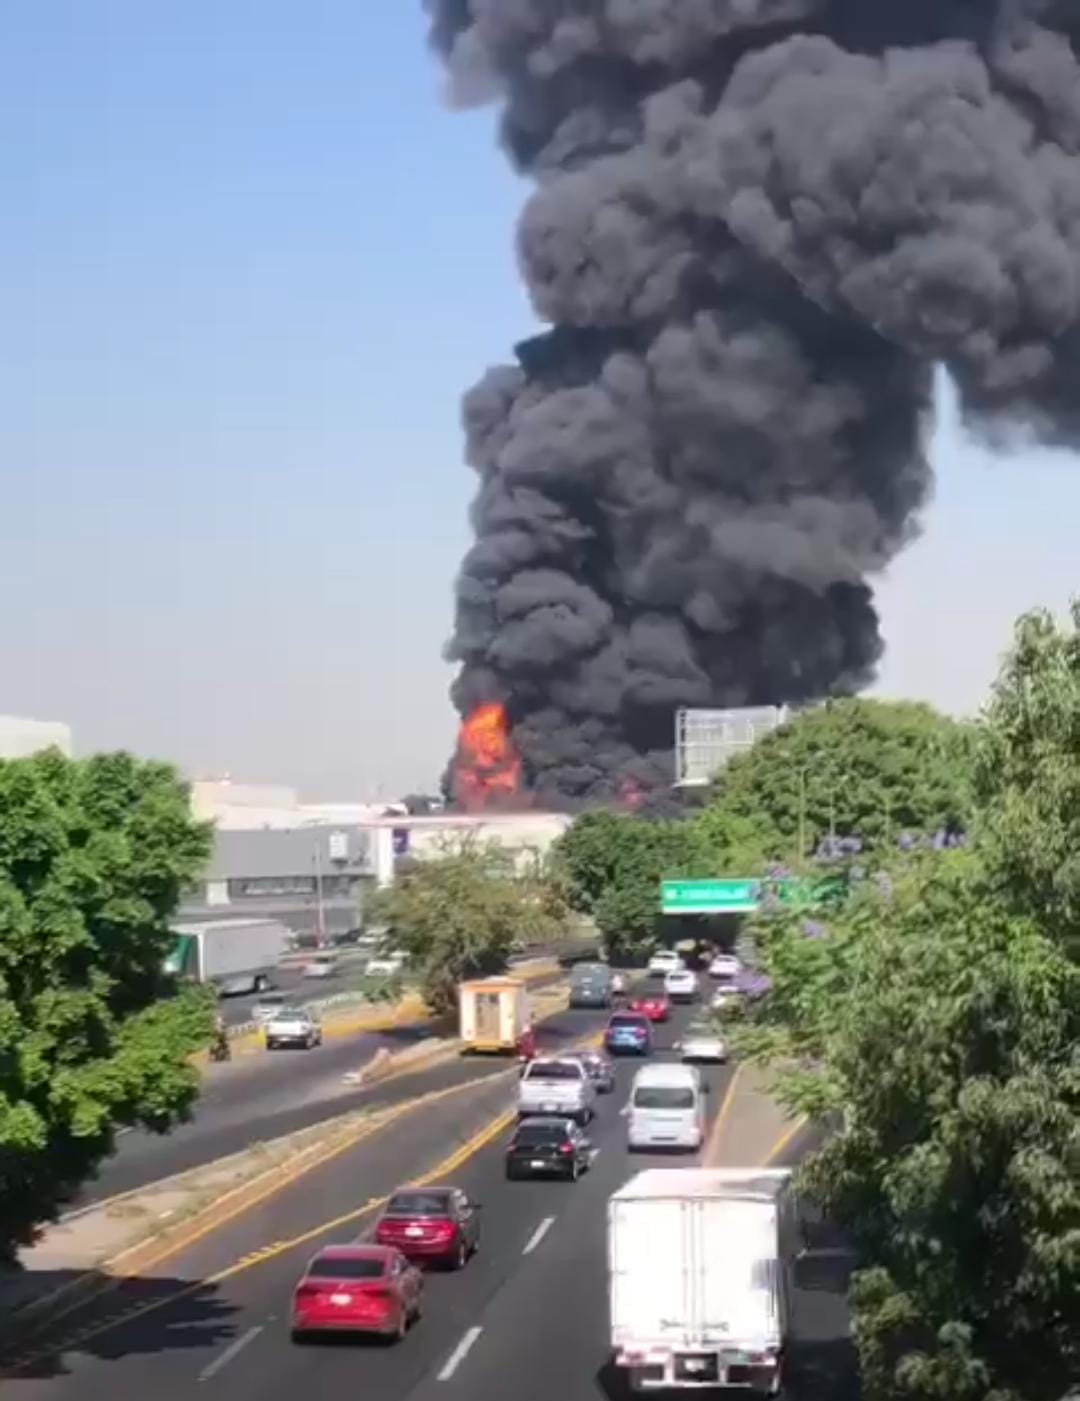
<box><xmin>210</xmin><ymin>1011</ymin><xmax>231</xmax><ymax>1062</ymax></box>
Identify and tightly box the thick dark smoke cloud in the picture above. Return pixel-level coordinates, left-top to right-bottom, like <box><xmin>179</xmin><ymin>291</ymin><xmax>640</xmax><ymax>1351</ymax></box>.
<box><xmin>427</xmin><ymin>0</ymin><xmax>1080</xmax><ymax>809</ymax></box>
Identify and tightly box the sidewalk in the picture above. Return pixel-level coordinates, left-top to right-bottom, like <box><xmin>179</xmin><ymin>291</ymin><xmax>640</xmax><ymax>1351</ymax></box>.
<box><xmin>705</xmin><ymin>1063</ymin><xmax>806</xmax><ymax>1167</ymax></box>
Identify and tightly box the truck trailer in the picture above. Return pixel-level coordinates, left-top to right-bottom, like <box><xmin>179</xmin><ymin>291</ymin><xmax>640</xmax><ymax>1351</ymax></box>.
<box><xmin>458</xmin><ymin>976</ymin><xmax>530</xmax><ymax>1055</ymax></box>
<box><xmin>607</xmin><ymin>1168</ymin><xmax>795</xmax><ymax>1394</ymax></box>
<box><xmin>165</xmin><ymin>919</ymin><xmax>289</xmax><ymax>996</ymax></box>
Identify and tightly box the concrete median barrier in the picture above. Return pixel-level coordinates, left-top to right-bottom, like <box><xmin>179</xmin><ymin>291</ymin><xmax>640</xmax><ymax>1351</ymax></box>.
<box><xmin>192</xmin><ymin>960</ymin><xmax>564</xmax><ymax>1065</ymax></box>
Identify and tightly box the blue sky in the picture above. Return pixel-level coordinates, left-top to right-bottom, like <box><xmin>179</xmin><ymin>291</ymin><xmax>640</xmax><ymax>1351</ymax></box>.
<box><xmin>3</xmin><ymin>3</ymin><xmax>1078</xmax><ymax>798</ymax></box>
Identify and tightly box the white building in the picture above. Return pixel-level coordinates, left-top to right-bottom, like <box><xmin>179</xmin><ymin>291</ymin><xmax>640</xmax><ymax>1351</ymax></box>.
<box><xmin>0</xmin><ymin>715</ymin><xmax>73</xmax><ymax>759</ymax></box>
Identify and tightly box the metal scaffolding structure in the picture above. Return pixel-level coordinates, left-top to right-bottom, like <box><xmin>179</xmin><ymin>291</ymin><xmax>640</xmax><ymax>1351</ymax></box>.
<box><xmin>674</xmin><ymin>706</ymin><xmax>789</xmax><ymax>786</ymax></box>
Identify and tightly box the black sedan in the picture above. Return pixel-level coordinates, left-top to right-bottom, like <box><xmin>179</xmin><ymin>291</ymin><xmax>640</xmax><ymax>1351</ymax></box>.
<box><xmin>575</xmin><ymin>1050</ymin><xmax>616</xmax><ymax>1094</ymax></box>
<box><xmin>505</xmin><ymin>1117</ymin><xmax>592</xmax><ymax>1182</ymax></box>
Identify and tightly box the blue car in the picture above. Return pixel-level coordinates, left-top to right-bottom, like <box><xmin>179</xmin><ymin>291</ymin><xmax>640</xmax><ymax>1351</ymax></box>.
<box><xmin>604</xmin><ymin>1012</ymin><xmax>652</xmax><ymax>1056</ymax></box>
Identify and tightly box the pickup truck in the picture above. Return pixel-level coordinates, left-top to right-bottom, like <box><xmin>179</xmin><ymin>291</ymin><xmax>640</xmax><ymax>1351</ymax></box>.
<box><xmin>517</xmin><ymin>1057</ymin><xmax>595</xmax><ymax>1124</ymax></box>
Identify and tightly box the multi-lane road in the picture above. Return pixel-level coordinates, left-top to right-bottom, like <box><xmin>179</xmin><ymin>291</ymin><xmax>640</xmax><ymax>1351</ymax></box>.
<box><xmin>7</xmin><ymin>996</ymin><xmax>855</xmax><ymax>1401</ymax></box>
<box><xmin>78</xmin><ymin>973</ymin><xmax>575</xmax><ymax>1206</ymax></box>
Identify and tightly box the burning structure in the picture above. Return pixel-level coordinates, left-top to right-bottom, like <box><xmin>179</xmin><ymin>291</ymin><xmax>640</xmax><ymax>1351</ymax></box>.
<box><xmin>431</xmin><ymin>2</ymin><xmax>1080</xmax><ymax>810</ymax></box>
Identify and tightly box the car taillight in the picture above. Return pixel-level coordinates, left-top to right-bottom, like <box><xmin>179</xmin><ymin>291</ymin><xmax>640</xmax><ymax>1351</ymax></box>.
<box><xmin>430</xmin><ymin>1220</ymin><xmax>455</xmax><ymax>1237</ymax></box>
<box><xmin>558</xmin><ymin>1142</ymin><xmax>574</xmax><ymax>1155</ymax></box>
<box><xmin>295</xmin><ymin>1282</ymin><xmax>325</xmax><ymax>1298</ymax></box>
<box><xmin>359</xmin><ymin>1286</ymin><xmax>393</xmax><ymax>1302</ymax></box>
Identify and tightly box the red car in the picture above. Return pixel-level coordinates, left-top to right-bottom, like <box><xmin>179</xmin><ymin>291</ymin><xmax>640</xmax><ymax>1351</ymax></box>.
<box><xmin>291</xmin><ymin>1245</ymin><xmax>421</xmax><ymax>1343</ymax></box>
<box><xmin>631</xmin><ymin>993</ymin><xmax>671</xmax><ymax>1023</ymax></box>
<box><xmin>374</xmin><ymin>1187</ymin><xmax>480</xmax><ymax>1270</ymax></box>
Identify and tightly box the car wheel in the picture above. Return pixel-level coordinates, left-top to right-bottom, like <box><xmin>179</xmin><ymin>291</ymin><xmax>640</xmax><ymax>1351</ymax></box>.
<box><xmin>266</xmin><ymin>1040</ymin><xmax>277</xmax><ymax>1051</ymax></box>
<box><xmin>568</xmin><ymin>1158</ymin><xmax>580</xmax><ymax>1182</ymax></box>
<box><xmin>254</xmin><ymin>975</ymin><xmax>269</xmax><ymax>994</ymax></box>
<box><xmin>290</xmin><ymin>1329</ymin><xmax>307</xmax><ymax>1345</ymax></box>
<box><xmin>389</xmin><ymin>1309</ymin><xmax>407</xmax><ymax>1344</ymax></box>
<box><xmin>452</xmin><ymin>1239</ymin><xmax>468</xmax><ymax>1271</ymax></box>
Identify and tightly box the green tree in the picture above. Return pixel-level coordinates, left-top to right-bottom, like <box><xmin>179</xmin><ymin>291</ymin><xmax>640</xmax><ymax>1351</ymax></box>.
<box><xmin>974</xmin><ymin>601</ymin><xmax>1080</xmax><ymax>959</ymax></box>
<box><xmin>555</xmin><ymin>813</ymin><xmax>719</xmax><ymax>963</ymax></box>
<box><xmin>799</xmin><ymin>865</ymin><xmax>1079</xmax><ymax>1401</ymax></box>
<box><xmin>0</xmin><ymin>749</ymin><xmax>215</xmax><ymax>1257</ymax></box>
<box><xmin>368</xmin><ymin>834</ymin><xmax>569</xmax><ymax>1013</ymax></box>
<box><xmin>706</xmin><ymin>698</ymin><xmax>974</xmax><ymax>859</ymax></box>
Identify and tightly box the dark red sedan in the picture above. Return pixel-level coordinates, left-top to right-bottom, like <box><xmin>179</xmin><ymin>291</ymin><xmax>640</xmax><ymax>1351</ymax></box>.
<box><xmin>374</xmin><ymin>1187</ymin><xmax>480</xmax><ymax>1270</ymax></box>
<box><xmin>631</xmin><ymin>992</ymin><xmax>671</xmax><ymax>1023</ymax></box>
<box><xmin>291</xmin><ymin>1245</ymin><xmax>421</xmax><ymax>1343</ymax></box>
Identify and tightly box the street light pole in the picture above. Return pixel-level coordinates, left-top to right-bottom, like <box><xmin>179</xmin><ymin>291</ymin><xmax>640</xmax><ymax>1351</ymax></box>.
<box><xmin>314</xmin><ymin>841</ymin><xmax>326</xmax><ymax>947</ymax></box>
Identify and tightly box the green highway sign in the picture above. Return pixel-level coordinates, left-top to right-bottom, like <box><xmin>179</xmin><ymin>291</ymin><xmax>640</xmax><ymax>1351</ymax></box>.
<box><xmin>661</xmin><ymin>879</ymin><xmax>760</xmax><ymax>914</ymax></box>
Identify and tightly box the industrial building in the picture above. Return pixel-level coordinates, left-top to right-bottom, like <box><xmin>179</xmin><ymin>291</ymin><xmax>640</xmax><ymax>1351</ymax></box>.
<box><xmin>181</xmin><ymin>780</ymin><xmax>572</xmax><ymax>940</ymax></box>
<box><xmin>0</xmin><ymin>715</ymin><xmax>73</xmax><ymax>759</ymax></box>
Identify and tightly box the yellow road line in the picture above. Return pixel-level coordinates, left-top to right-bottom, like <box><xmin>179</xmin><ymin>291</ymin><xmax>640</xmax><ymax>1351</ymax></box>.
<box><xmin>701</xmin><ymin>1063</ymin><xmax>743</xmax><ymax>1167</ymax></box>
<box><xmin>762</xmin><ymin>1114</ymin><xmax>810</xmax><ymax>1165</ymax></box>
<box><xmin>16</xmin><ymin>1071</ymin><xmax>517</xmax><ymax>1345</ymax></box>
<box><xmin>2</xmin><ymin>1025</ymin><xmax>609</xmax><ymax>1370</ymax></box>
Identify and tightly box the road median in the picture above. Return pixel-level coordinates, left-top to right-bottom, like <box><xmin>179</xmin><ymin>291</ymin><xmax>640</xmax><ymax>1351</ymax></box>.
<box><xmin>196</xmin><ymin>958</ymin><xmax>564</xmax><ymax>1063</ymax></box>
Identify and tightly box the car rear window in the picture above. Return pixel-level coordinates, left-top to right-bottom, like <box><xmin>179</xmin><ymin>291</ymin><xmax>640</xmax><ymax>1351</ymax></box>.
<box><xmin>609</xmin><ymin>1015</ymin><xmax>646</xmax><ymax>1028</ymax></box>
<box><xmin>633</xmin><ymin>1086</ymin><xmax>696</xmax><ymax>1110</ymax></box>
<box><xmin>527</xmin><ymin>1060</ymin><xmax>581</xmax><ymax>1080</ymax></box>
<box><xmin>514</xmin><ymin>1122</ymin><xmax>566</xmax><ymax>1145</ymax></box>
<box><xmin>307</xmin><ymin>1255</ymin><xmax>385</xmax><ymax>1279</ymax></box>
<box><xmin>385</xmin><ymin>1192</ymin><xmax>452</xmax><ymax>1217</ymax></box>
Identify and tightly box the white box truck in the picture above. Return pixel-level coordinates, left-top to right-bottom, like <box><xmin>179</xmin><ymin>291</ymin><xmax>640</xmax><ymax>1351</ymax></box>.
<box><xmin>608</xmin><ymin>1168</ymin><xmax>795</xmax><ymax>1394</ymax></box>
<box><xmin>458</xmin><ymin>976</ymin><xmax>529</xmax><ymax>1054</ymax></box>
<box><xmin>165</xmin><ymin>919</ymin><xmax>289</xmax><ymax>996</ymax></box>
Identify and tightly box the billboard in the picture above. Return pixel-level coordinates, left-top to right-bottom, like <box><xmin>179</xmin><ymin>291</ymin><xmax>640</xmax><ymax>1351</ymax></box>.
<box><xmin>674</xmin><ymin>706</ymin><xmax>789</xmax><ymax>786</ymax></box>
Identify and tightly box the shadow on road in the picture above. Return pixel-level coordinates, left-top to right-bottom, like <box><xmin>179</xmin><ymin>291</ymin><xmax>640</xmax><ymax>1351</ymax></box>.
<box><xmin>0</xmin><ymin>1267</ymin><xmax>239</xmax><ymax>1379</ymax></box>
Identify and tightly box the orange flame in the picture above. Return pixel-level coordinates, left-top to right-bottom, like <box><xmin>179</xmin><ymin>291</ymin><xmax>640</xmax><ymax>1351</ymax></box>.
<box><xmin>453</xmin><ymin>703</ymin><xmax>524</xmax><ymax>810</ymax></box>
<box><xmin>619</xmin><ymin>777</ymin><xmax>645</xmax><ymax>811</ymax></box>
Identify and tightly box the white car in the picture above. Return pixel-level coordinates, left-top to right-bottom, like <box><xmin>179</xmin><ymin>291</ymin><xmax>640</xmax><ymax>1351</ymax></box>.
<box><xmin>677</xmin><ymin>1021</ymin><xmax>728</xmax><ymax>1063</ymax></box>
<box><xmin>711</xmin><ymin>985</ymin><xmax>741</xmax><ymax>1012</ymax></box>
<box><xmin>647</xmin><ymin>949</ymin><xmax>684</xmax><ymax>977</ymax></box>
<box><xmin>302</xmin><ymin>954</ymin><xmax>338</xmax><ymax>979</ymax></box>
<box><xmin>708</xmin><ymin>952</ymin><xmax>741</xmax><ymax>980</ymax></box>
<box><xmin>663</xmin><ymin>968</ymin><xmax>698</xmax><ymax>1003</ymax></box>
<box><xmin>264</xmin><ymin>1007</ymin><xmax>322</xmax><ymax>1050</ymax></box>
<box><xmin>366</xmin><ymin>951</ymin><xmax>407</xmax><ymax>977</ymax></box>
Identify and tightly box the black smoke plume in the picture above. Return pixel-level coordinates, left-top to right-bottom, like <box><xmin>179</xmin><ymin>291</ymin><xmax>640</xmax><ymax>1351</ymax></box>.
<box><xmin>427</xmin><ymin>1</ymin><xmax>1080</xmax><ymax>809</ymax></box>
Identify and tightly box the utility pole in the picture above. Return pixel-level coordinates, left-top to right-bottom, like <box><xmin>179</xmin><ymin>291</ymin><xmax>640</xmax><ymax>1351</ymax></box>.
<box><xmin>314</xmin><ymin>840</ymin><xmax>326</xmax><ymax>947</ymax></box>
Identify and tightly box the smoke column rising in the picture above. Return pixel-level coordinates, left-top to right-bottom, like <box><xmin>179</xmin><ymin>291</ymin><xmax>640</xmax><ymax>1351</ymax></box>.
<box><xmin>428</xmin><ymin>1</ymin><xmax>1080</xmax><ymax>809</ymax></box>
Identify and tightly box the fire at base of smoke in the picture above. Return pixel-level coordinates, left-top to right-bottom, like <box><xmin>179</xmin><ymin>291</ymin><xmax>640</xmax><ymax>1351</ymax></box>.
<box><xmin>427</xmin><ymin>1</ymin><xmax>1080</xmax><ymax>809</ymax></box>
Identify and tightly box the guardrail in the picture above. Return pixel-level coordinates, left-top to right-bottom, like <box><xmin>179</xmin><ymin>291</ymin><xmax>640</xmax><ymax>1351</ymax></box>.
<box><xmin>223</xmin><ymin>958</ymin><xmax>564</xmax><ymax>1042</ymax></box>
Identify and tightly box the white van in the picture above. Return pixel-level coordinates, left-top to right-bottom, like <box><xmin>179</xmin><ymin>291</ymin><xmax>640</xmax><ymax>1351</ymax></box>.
<box><xmin>627</xmin><ymin>1063</ymin><xmax>706</xmax><ymax>1152</ymax></box>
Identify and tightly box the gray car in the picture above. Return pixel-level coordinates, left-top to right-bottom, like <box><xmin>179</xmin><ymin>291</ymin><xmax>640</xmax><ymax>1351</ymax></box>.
<box><xmin>265</xmin><ymin>1006</ymin><xmax>322</xmax><ymax>1050</ymax></box>
<box><xmin>574</xmin><ymin>1050</ymin><xmax>616</xmax><ymax>1094</ymax></box>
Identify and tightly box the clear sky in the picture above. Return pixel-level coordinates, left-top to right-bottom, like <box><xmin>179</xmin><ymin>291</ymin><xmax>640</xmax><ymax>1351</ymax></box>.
<box><xmin>4</xmin><ymin>3</ymin><xmax>1079</xmax><ymax>799</ymax></box>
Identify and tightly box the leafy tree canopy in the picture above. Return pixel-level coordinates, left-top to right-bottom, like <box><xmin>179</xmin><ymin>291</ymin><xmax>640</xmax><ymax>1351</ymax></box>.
<box><xmin>0</xmin><ymin>750</ymin><xmax>215</xmax><ymax>1257</ymax></box>
<box><xmin>367</xmin><ymin>834</ymin><xmax>570</xmax><ymax>1013</ymax></box>
<box><xmin>705</xmin><ymin>698</ymin><xmax>974</xmax><ymax>858</ymax></box>
<box><xmin>974</xmin><ymin>601</ymin><xmax>1080</xmax><ymax>958</ymax></box>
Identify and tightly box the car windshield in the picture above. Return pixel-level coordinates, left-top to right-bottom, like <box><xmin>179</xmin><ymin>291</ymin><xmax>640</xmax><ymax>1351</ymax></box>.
<box><xmin>514</xmin><ymin>1123</ymin><xmax>566</xmax><ymax>1145</ymax></box>
<box><xmin>274</xmin><ymin>1007</ymin><xmax>306</xmax><ymax>1020</ymax></box>
<box><xmin>307</xmin><ymin>1255</ymin><xmax>385</xmax><ymax>1279</ymax></box>
<box><xmin>633</xmin><ymin>1086</ymin><xmax>696</xmax><ymax>1110</ymax></box>
<box><xmin>385</xmin><ymin>1192</ymin><xmax>451</xmax><ymax>1217</ymax></box>
<box><xmin>687</xmin><ymin>1024</ymin><xmax>715</xmax><ymax>1038</ymax></box>
<box><xmin>527</xmin><ymin>1061</ymin><xmax>580</xmax><ymax>1080</ymax></box>
<box><xmin>609</xmin><ymin>1015</ymin><xmax>645</xmax><ymax>1029</ymax></box>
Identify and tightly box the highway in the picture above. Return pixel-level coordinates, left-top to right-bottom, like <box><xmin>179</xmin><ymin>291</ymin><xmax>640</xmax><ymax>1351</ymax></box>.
<box><xmin>6</xmin><ymin>997</ymin><xmax>854</xmax><ymax>1401</ymax></box>
<box><xmin>77</xmin><ymin>985</ymin><xmax>610</xmax><ymax>1207</ymax></box>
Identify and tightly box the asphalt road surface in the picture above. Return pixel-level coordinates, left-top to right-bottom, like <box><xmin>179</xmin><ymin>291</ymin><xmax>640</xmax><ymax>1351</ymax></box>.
<box><xmin>6</xmin><ymin>995</ymin><xmax>855</xmax><ymax>1401</ymax></box>
<box><xmin>74</xmin><ymin>979</ymin><xmax>630</xmax><ymax>1208</ymax></box>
